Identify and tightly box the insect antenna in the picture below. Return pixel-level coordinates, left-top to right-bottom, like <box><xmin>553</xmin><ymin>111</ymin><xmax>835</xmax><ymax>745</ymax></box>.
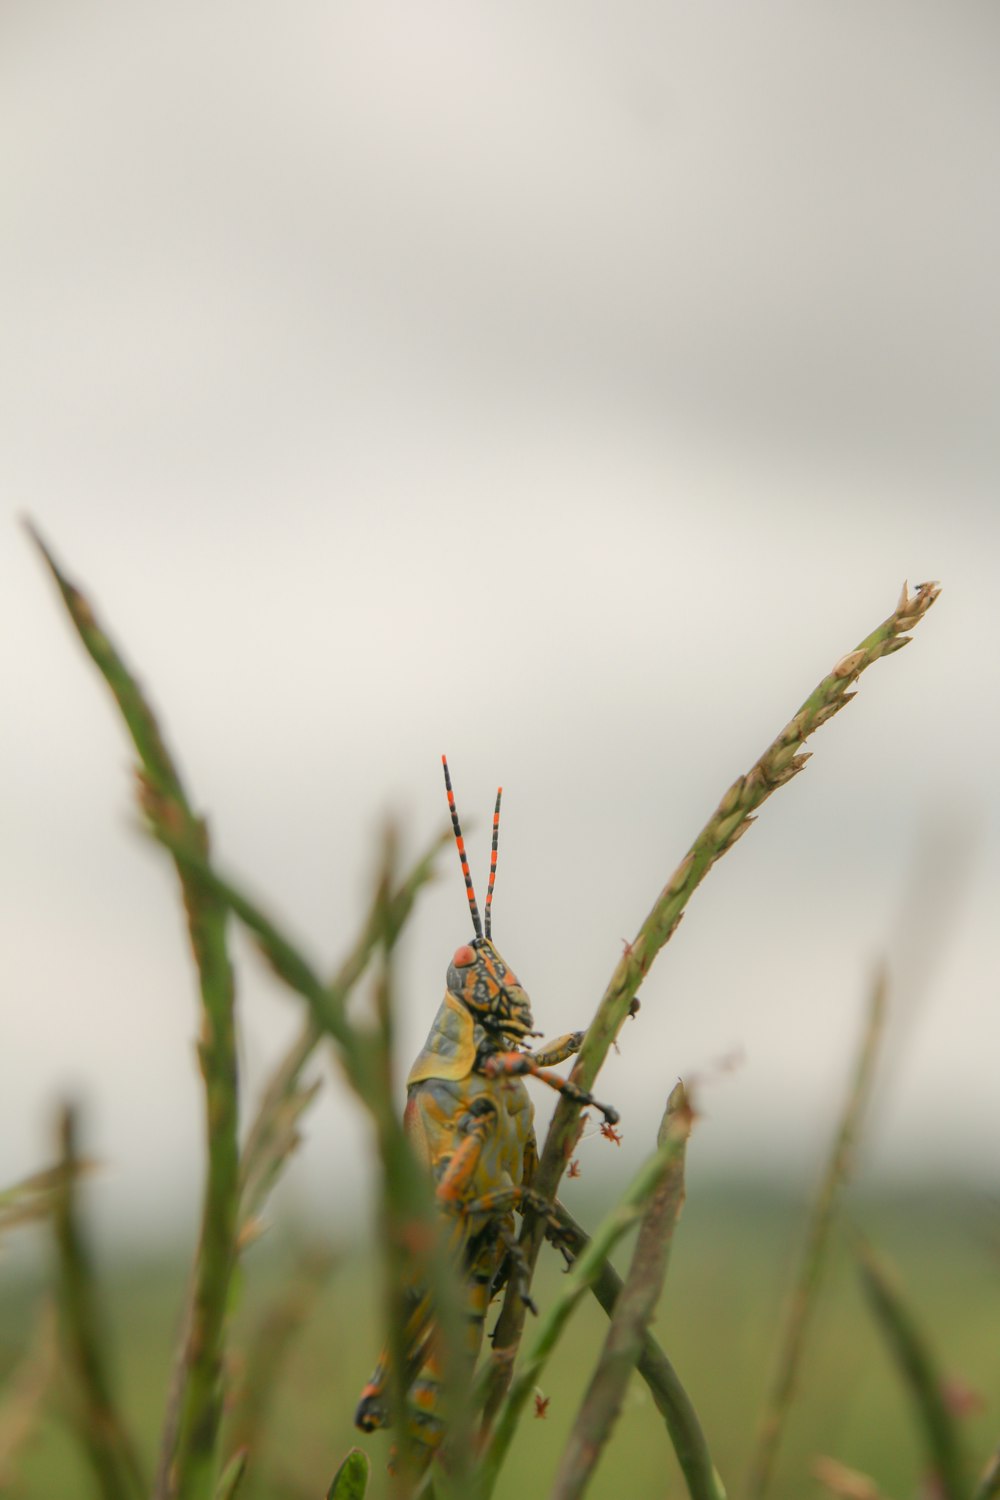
<box><xmin>484</xmin><ymin>786</ymin><xmax>502</xmax><ymax>940</ymax></box>
<box><xmin>442</xmin><ymin>755</ymin><xmax>483</xmax><ymax>941</ymax></box>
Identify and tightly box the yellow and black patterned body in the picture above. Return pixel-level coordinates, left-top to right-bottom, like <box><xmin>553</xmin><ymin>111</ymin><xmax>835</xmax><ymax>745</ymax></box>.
<box><xmin>406</xmin><ymin>941</ymin><xmax>538</xmax><ymax>1240</ymax></box>
<box><xmin>354</xmin><ymin>938</ymin><xmax>544</xmax><ymax>1449</ymax></box>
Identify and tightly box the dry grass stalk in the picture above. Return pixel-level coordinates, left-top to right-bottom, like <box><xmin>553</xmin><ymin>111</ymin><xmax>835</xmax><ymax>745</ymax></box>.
<box><xmin>550</xmin><ymin>1200</ymin><xmax>726</xmax><ymax>1500</ymax></box>
<box><xmin>551</xmin><ymin>1081</ymin><xmax>694</xmax><ymax>1500</ymax></box>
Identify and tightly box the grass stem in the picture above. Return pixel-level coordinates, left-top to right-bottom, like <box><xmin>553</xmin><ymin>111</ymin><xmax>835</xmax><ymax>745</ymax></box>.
<box><xmin>551</xmin><ymin>1082</ymin><xmax>694</xmax><ymax>1500</ymax></box>
<box><xmin>483</xmin><ymin>581</ymin><xmax>940</xmax><ymax>1421</ymax></box>
<box><xmin>745</xmin><ymin>966</ymin><xmax>887</xmax><ymax>1500</ymax></box>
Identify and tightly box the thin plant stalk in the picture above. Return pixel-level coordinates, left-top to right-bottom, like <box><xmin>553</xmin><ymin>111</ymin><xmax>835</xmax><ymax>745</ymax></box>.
<box><xmin>857</xmin><ymin>1239</ymin><xmax>969</xmax><ymax>1500</ymax></box>
<box><xmin>238</xmin><ymin>831</ymin><xmax>447</xmax><ymax>1234</ymax></box>
<box><xmin>224</xmin><ymin>1245</ymin><xmax>336</xmax><ymax>1476</ymax></box>
<box><xmin>0</xmin><ymin>1159</ymin><xmax>95</xmax><ymax>1237</ymax></box>
<box><xmin>974</xmin><ymin>1448</ymin><xmax>1000</xmax><ymax>1500</ymax></box>
<box><xmin>551</xmin><ymin>1081</ymin><xmax>693</xmax><ymax>1500</ymax></box>
<box><xmin>0</xmin><ymin>1302</ymin><xmax>59</xmax><ymax>1493</ymax></box>
<box><xmin>364</xmin><ymin>827</ymin><xmax>476</xmax><ymax>1497</ymax></box>
<box><xmin>477</xmin><ymin>1102</ymin><xmax>693</xmax><ymax>1499</ymax></box>
<box><xmin>213</xmin><ymin>1447</ymin><xmax>249</xmax><ymax>1500</ymax></box>
<box><xmin>551</xmin><ymin>1201</ymin><xmax>726</xmax><ymax>1500</ymax></box>
<box><xmin>29</xmin><ymin>525</ymin><xmax>241</xmax><ymax>1500</ymax></box>
<box><xmin>484</xmin><ymin>580</ymin><xmax>941</xmax><ymax>1420</ymax></box>
<box><xmin>52</xmin><ymin>1105</ymin><xmax>146</xmax><ymax>1500</ymax></box>
<box><xmin>745</xmin><ymin>966</ymin><xmax>888</xmax><ymax>1500</ymax></box>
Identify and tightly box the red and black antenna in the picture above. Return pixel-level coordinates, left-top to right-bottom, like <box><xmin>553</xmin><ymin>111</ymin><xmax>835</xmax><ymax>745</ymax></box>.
<box><xmin>442</xmin><ymin>755</ymin><xmax>483</xmax><ymax>941</ymax></box>
<box><xmin>484</xmin><ymin>787</ymin><xmax>502</xmax><ymax>940</ymax></box>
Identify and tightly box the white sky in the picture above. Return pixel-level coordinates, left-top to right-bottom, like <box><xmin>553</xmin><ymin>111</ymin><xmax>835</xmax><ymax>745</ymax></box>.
<box><xmin>2</xmin><ymin>2</ymin><xmax>998</xmax><ymax>1245</ymax></box>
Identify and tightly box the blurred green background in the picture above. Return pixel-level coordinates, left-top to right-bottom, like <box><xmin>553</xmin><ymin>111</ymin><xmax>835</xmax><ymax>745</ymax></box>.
<box><xmin>4</xmin><ymin>1183</ymin><xmax>996</xmax><ymax>1499</ymax></box>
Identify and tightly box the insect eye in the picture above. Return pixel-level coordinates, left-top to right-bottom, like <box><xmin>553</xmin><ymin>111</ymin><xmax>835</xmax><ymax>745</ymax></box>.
<box><xmin>452</xmin><ymin>945</ymin><xmax>476</xmax><ymax>968</ymax></box>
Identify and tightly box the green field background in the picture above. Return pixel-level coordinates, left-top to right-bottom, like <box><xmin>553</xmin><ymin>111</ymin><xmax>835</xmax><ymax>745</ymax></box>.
<box><xmin>3</xmin><ymin>1184</ymin><xmax>996</xmax><ymax>1500</ymax></box>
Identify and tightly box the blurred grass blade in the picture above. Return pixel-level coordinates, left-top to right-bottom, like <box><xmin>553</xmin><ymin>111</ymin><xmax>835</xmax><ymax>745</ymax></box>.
<box><xmin>0</xmin><ymin>1302</ymin><xmax>58</xmax><ymax>1492</ymax></box>
<box><xmin>326</xmin><ymin>1447</ymin><xmax>370</xmax><ymax>1500</ymax></box>
<box><xmin>746</xmin><ymin>967</ymin><xmax>888</xmax><ymax>1500</ymax></box>
<box><xmin>478</xmin><ymin>1099</ymin><xmax>694</xmax><ymax>1499</ymax></box>
<box><xmin>213</xmin><ymin>1447</ymin><xmax>248</xmax><ymax>1500</ymax></box>
<box><xmin>974</xmin><ymin>1447</ymin><xmax>1000</xmax><ymax>1500</ymax></box>
<box><xmin>812</xmin><ymin>1455</ymin><xmax>895</xmax><ymax>1499</ymax></box>
<box><xmin>551</xmin><ymin>1200</ymin><xmax>726</xmax><ymax>1500</ymax></box>
<box><xmin>485</xmin><ymin>580</ymin><xmax>941</xmax><ymax>1417</ymax></box>
<box><xmin>53</xmin><ymin>1105</ymin><xmax>146</xmax><ymax>1500</ymax></box>
<box><xmin>238</xmin><ymin>830</ymin><xmax>447</xmax><ymax>1235</ymax></box>
<box><xmin>225</xmin><ymin>1245</ymin><xmax>336</xmax><ymax>1465</ymax></box>
<box><xmin>0</xmin><ymin>1158</ymin><xmax>96</xmax><ymax>1238</ymax></box>
<box><xmin>552</xmin><ymin>1081</ymin><xmax>694</xmax><ymax>1500</ymax></box>
<box><xmin>362</xmin><ymin>825</ymin><xmax>476</xmax><ymax>1495</ymax></box>
<box><xmin>857</xmin><ymin>1240</ymin><xmax>969</xmax><ymax>1500</ymax></box>
<box><xmin>29</xmin><ymin>525</ymin><xmax>241</xmax><ymax>1500</ymax></box>
<box><xmin>237</xmin><ymin>1074</ymin><xmax>322</xmax><ymax>1245</ymax></box>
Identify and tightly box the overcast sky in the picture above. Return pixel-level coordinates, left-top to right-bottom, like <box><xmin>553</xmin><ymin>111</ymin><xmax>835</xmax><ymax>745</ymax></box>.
<box><xmin>2</xmin><ymin>3</ymin><xmax>998</xmax><ymax>1246</ymax></box>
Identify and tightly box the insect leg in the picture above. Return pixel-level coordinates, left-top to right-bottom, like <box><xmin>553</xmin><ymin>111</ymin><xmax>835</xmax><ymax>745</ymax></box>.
<box><xmin>525</xmin><ymin>1031</ymin><xmax>584</xmax><ymax>1068</ymax></box>
<box><xmin>482</xmin><ymin>1053</ymin><xmax>619</xmax><ymax>1125</ymax></box>
<box><xmin>433</xmin><ymin>1095</ymin><xmax>500</xmax><ymax>1206</ymax></box>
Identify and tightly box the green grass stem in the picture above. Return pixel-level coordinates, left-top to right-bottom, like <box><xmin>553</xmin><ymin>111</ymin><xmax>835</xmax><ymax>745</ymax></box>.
<box><xmin>551</xmin><ymin>1081</ymin><xmax>694</xmax><ymax>1500</ymax></box>
<box><xmin>550</xmin><ymin>1200</ymin><xmax>726</xmax><ymax>1500</ymax></box>
<box><xmin>484</xmin><ymin>580</ymin><xmax>941</xmax><ymax>1420</ymax></box>
<box><xmin>745</xmin><ymin>966</ymin><xmax>888</xmax><ymax>1500</ymax></box>
<box><xmin>477</xmin><ymin>1101</ymin><xmax>693</xmax><ymax>1499</ymax></box>
<box><xmin>224</xmin><ymin>1245</ymin><xmax>336</xmax><ymax>1481</ymax></box>
<box><xmin>857</xmin><ymin>1239</ymin><xmax>969</xmax><ymax>1500</ymax></box>
<box><xmin>238</xmin><ymin>831</ymin><xmax>448</xmax><ymax>1236</ymax></box>
<box><xmin>213</xmin><ymin>1446</ymin><xmax>248</xmax><ymax>1499</ymax></box>
<box><xmin>29</xmin><ymin>525</ymin><xmax>241</xmax><ymax>1500</ymax></box>
<box><xmin>52</xmin><ymin>1105</ymin><xmax>146</xmax><ymax>1500</ymax></box>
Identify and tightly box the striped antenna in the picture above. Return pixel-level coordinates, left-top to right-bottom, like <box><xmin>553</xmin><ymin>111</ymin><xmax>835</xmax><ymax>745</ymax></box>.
<box><xmin>484</xmin><ymin>787</ymin><xmax>502</xmax><ymax>939</ymax></box>
<box><xmin>442</xmin><ymin>755</ymin><xmax>483</xmax><ymax>940</ymax></box>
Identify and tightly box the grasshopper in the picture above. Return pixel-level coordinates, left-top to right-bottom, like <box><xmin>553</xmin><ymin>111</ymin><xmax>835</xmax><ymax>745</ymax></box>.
<box><xmin>354</xmin><ymin>756</ymin><xmax>618</xmax><ymax>1460</ymax></box>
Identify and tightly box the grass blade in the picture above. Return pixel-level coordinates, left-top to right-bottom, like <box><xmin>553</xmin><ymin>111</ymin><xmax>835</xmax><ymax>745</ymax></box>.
<box><xmin>484</xmin><ymin>581</ymin><xmax>941</xmax><ymax>1416</ymax></box>
<box><xmin>52</xmin><ymin>1105</ymin><xmax>146</xmax><ymax>1500</ymax></box>
<box><xmin>0</xmin><ymin>1302</ymin><xmax>59</xmax><ymax>1492</ymax></box>
<box><xmin>238</xmin><ymin>831</ymin><xmax>447</xmax><ymax>1235</ymax></box>
<box><xmin>29</xmin><ymin>525</ymin><xmax>241</xmax><ymax>1500</ymax></box>
<box><xmin>477</xmin><ymin>1099</ymin><xmax>693</xmax><ymax>1498</ymax></box>
<box><xmin>857</xmin><ymin>1239</ymin><xmax>969</xmax><ymax>1500</ymax></box>
<box><xmin>550</xmin><ymin>1200</ymin><xmax>727</xmax><ymax>1500</ymax></box>
<box><xmin>974</xmin><ymin>1448</ymin><xmax>1000</xmax><ymax>1500</ymax></box>
<box><xmin>0</xmin><ymin>1158</ymin><xmax>96</xmax><ymax>1238</ymax></box>
<box><xmin>551</xmin><ymin>1081</ymin><xmax>694</xmax><ymax>1500</ymax></box>
<box><xmin>213</xmin><ymin>1447</ymin><xmax>249</xmax><ymax>1499</ymax></box>
<box><xmin>745</xmin><ymin>966</ymin><xmax>888</xmax><ymax>1500</ymax></box>
<box><xmin>327</xmin><ymin>1447</ymin><xmax>371</xmax><ymax>1500</ymax></box>
<box><xmin>225</xmin><ymin>1245</ymin><xmax>336</xmax><ymax>1473</ymax></box>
